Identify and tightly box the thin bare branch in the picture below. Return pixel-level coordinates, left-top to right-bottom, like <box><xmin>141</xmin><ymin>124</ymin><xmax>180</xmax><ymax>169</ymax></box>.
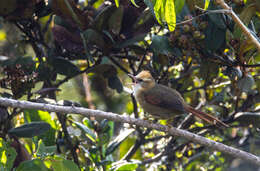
<box><xmin>0</xmin><ymin>98</ymin><xmax>260</xmax><ymax>166</ymax></box>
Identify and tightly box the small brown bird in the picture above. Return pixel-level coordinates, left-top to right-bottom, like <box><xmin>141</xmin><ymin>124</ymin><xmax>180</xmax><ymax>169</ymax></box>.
<box><xmin>129</xmin><ymin>70</ymin><xmax>228</xmax><ymax>128</ymax></box>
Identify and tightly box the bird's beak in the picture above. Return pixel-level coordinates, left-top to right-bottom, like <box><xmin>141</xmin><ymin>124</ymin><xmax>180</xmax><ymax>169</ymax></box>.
<box><xmin>128</xmin><ymin>74</ymin><xmax>137</xmax><ymax>84</ymax></box>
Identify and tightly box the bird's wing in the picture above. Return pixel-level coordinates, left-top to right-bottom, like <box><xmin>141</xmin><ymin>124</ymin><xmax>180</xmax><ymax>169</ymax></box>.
<box><xmin>143</xmin><ymin>85</ymin><xmax>185</xmax><ymax>113</ymax></box>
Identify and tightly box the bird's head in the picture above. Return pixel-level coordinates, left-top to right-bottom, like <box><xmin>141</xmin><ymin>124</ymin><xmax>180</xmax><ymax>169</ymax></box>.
<box><xmin>128</xmin><ymin>71</ymin><xmax>155</xmax><ymax>92</ymax></box>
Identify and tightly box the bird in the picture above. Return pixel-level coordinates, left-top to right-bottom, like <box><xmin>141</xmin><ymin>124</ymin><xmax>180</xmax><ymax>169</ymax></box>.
<box><xmin>128</xmin><ymin>70</ymin><xmax>229</xmax><ymax>128</ymax></box>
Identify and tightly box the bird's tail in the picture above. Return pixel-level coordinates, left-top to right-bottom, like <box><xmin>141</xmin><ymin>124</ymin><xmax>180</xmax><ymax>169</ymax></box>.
<box><xmin>184</xmin><ymin>105</ymin><xmax>229</xmax><ymax>128</ymax></box>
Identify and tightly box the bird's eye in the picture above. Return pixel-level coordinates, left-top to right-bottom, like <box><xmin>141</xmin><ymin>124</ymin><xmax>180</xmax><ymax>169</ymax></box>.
<box><xmin>136</xmin><ymin>78</ymin><xmax>143</xmax><ymax>82</ymax></box>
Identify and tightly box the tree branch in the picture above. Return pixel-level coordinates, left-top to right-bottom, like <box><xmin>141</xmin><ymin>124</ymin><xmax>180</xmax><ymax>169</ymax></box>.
<box><xmin>0</xmin><ymin>98</ymin><xmax>260</xmax><ymax>166</ymax></box>
<box><xmin>215</xmin><ymin>0</ymin><xmax>260</xmax><ymax>52</ymax></box>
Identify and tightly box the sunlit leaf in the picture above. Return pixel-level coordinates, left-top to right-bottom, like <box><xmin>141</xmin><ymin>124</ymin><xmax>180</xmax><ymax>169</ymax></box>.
<box><xmin>115</xmin><ymin>163</ymin><xmax>138</xmax><ymax>171</ymax></box>
<box><xmin>204</xmin><ymin>0</ymin><xmax>210</xmax><ymax>10</ymax></box>
<box><xmin>130</xmin><ymin>0</ymin><xmax>139</xmax><ymax>7</ymax></box>
<box><xmin>74</xmin><ymin>121</ymin><xmax>96</xmax><ymax>143</ymax></box>
<box><xmin>114</xmin><ymin>0</ymin><xmax>119</xmax><ymax>7</ymax></box>
<box><xmin>154</xmin><ymin>0</ymin><xmax>165</xmax><ymax>25</ymax></box>
<box><xmin>0</xmin><ymin>138</ymin><xmax>17</xmax><ymax>170</ymax></box>
<box><xmin>165</xmin><ymin>0</ymin><xmax>176</xmax><ymax>31</ymax></box>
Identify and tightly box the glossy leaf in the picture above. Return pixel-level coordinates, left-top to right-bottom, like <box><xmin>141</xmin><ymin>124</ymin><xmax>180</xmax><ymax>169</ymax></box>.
<box><xmin>204</xmin><ymin>0</ymin><xmax>210</xmax><ymax>10</ymax></box>
<box><xmin>83</xmin><ymin>29</ymin><xmax>105</xmax><ymax>48</ymax></box>
<box><xmin>115</xmin><ymin>163</ymin><xmax>139</xmax><ymax>171</ymax></box>
<box><xmin>175</xmin><ymin>0</ymin><xmax>185</xmax><ymax>14</ymax></box>
<box><xmin>114</xmin><ymin>0</ymin><xmax>119</xmax><ymax>7</ymax></box>
<box><xmin>16</xmin><ymin>159</ymin><xmax>48</xmax><ymax>171</ymax></box>
<box><xmin>233</xmin><ymin>4</ymin><xmax>256</xmax><ymax>39</ymax></box>
<box><xmin>108</xmin><ymin>6</ymin><xmax>124</xmax><ymax>35</ymax></box>
<box><xmin>24</xmin><ymin>109</ymin><xmax>57</xmax><ymax>145</ymax></box>
<box><xmin>115</xmin><ymin>34</ymin><xmax>147</xmax><ymax>48</ymax></box>
<box><xmin>235</xmin><ymin>112</ymin><xmax>260</xmax><ymax>127</ymax></box>
<box><xmin>94</xmin><ymin>5</ymin><xmax>117</xmax><ymax>31</ymax></box>
<box><xmin>165</xmin><ymin>0</ymin><xmax>176</xmax><ymax>31</ymax></box>
<box><xmin>204</xmin><ymin>19</ymin><xmax>226</xmax><ymax>51</ymax></box>
<box><xmin>52</xmin><ymin>56</ymin><xmax>81</xmax><ymax>77</ymax></box>
<box><xmin>154</xmin><ymin>0</ymin><xmax>165</xmax><ymax>25</ymax></box>
<box><xmin>150</xmin><ymin>35</ymin><xmax>174</xmax><ymax>55</ymax></box>
<box><xmin>49</xmin><ymin>156</ymin><xmax>80</xmax><ymax>171</ymax></box>
<box><xmin>36</xmin><ymin>140</ymin><xmax>56</xmax><ymax>158</ymax></box>
<box><xmin>8</xmin><ymin>122</ymin><xmax>50</xmax><ymax>138</ymax></box>
<box><xmin>74</xmin><ymin>121</ymin><xmax>96</xmax><ymax>143</ymax></box>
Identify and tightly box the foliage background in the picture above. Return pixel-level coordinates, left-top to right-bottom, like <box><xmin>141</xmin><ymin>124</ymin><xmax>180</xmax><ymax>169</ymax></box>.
<box><xmin>1</xmin><ymin>0</ymin><xmax>260</xmax><ymax>170</ymax></box>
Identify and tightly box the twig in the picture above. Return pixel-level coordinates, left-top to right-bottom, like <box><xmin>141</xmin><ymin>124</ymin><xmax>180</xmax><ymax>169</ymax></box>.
<box><xmin>215</xmin><ymin>0</ymin><xmax>260</xmax><ymax>52</ymax></box>
<box><xmin>0</xmin><ymin>98</ymin><xmax>260</xmax><ymax>165</ymax></box>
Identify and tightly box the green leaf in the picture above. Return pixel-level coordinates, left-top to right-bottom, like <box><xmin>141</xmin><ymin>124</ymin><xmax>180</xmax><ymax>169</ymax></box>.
<box><xmin>235</xmin><ymin>112</ymin><xmax>260</xmax><ymax>127</ymax></box>
<box><xmin>108</xmin><ymin>6</ymin><xmax>124</xmax><ymax>35</ymax></box>
<box><xmin>50</xmin><ymin>156</ymin><xmax>80</xmax><ymax>171</ymax></box>
<box><xmin>204</xmin><ymin>0</ymin><xmax>210</xmax><ymax>10</ymax></box>
<box><xmin>74</xmin><ymin>121</ymin><xmax>96</xmax><ymax>143</ymax></box>
<box><xmin>108</xmin><ymin>75</ymin><xmax>123</xmax><ymax>93</ymax></box>
<box><xmin>115</xmin><ymin>163</ymin><xmax>138</xmax><ymax>171</ymax></box>
<box><xmin>233</xmin><ymin>3</ymin><xmax>256</xmax><ymax>39</ymax></box>
<box><xmin>100</xmin><ymin>119</ymin><xmax>110</xmax><ymax>133</ymax></box>
<box><xmin>111</xmin><ymin>160</ymin><xmax>140</xmax><ymax>171</ymax></box>
<box><xmin>24</xmin><ymin>109</ymin><xmax>57</xmax><ymax>145</ymax></box>
<box><xmin>83</xmin><ymin>117</ymin><xmax>94</xmax><ymax>129</ymax></box>
<box><xmin>114</xmin><ymin>0</ymin><xmax>119</xmax><ymax>7</ymax></box>
<box><xmin>150</xmin><ymin>35</ymin><xmax>174</xmax><ymax>55</ymax></box>
<box><xmin>0</xmin><ymin>138</ymin><xmax>17</xmax><ymax>170</ymax></box>
<box><xmin>83</xmin><ymin>29</ymin><xmax>105</xmax><ymax>48</ymax></box>
<box><xmin>175</xmin><ymin>0</ymin><xmax>185</xmax><ymax>14</ymax></box>
<box><xmin>165</xmin><ymin>0</ymin><xmax>176</xmax><ymax>31</ymax></box>
<box><xmin>133</xmin><ymin>10</ymin><xmax>154</xmax><ymax>30</ymax></box>
<box><xmin>114</xmin><ymin>34</ymin><xmax>147</xmax><ymax>48</ymax></box>
<box><xmin>88</xmin><ymin>64</ymin><xmax>117</xmax><ymax>77</ymax></box>
<box><xmin>94</xmin><ymin>5</ymin><xmax>117</xmax><ymax>31</ymax></box>
<box><xmin>52</xmin><ymin>57</ymin><xmax>80</xmax><ymax>77</ymax></box>
<box><xmin>8</xmin><ymin>122</ymin><xmax>50</xmax><ymax>138</ymax></box>
<box><xmin>154</xmin><ymin>0</ymin><xmax>165</xmax><ymax>25</ymax></box>
<box><xmin>106</xmin><ymin>129</ymin><xmax>134</xmax><ymax>155</ymax></box>
<box><xmin>16</xmin><ymin>159</ymin><xmax>48</xmax><ymax>171</ymax></box>
<box><xmin>130</xmin><ymin>0</ymin><xmax>139</xmax><ymax>7</ymax></box>
<box><xmin>36</xmin><ymin>140</ymin><xmax>56</xmax><ymax>158</ymax></box>
<box><xmin>204</xmin><ymin>19</ymin><xmax>226</xmax><ymax>51</ymax></box>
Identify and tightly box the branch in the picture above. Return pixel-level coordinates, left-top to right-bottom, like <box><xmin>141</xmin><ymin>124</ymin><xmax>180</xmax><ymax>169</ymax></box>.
<box><xmin>0</xmin><ymin>98</ymin><xmax>260</xmax><ymax>166</ymax></box>
<box><xmin>215</xmin><ymin>0</ymin><xmax>260</xmax><ymax>52</ymax></box>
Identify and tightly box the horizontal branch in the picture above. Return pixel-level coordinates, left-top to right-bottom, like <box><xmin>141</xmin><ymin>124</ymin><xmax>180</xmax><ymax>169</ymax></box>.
<box><xmin>0</xmin><ymin>98</ymin><xmax>260</xmax><ymax>166</ymax></box>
